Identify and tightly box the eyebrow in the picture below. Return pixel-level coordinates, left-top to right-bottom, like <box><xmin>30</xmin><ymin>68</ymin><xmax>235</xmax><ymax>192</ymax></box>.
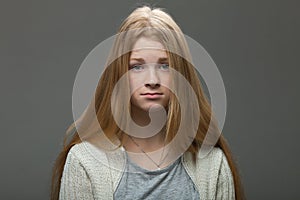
<box><xmin>129</xmin><ymin>57</ymin><xmax>168</xmax><ymax>63</ymax></box>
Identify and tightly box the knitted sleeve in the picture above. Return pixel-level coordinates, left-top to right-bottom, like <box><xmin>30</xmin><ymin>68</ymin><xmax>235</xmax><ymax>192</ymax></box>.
<box><xmin>215</xmin><ymin>152</ymin><xmax>235</xmax><ymax>200</ymax></box>
<box><xmin>59</xmin><ymin>151</ymin><xmax>94</xmax><ymax>200</ymax></box>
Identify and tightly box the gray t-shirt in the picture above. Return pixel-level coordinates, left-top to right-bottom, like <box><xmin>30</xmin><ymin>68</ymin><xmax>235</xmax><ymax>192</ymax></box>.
<box><xmin>114</xmin><ymin>153</ymin><xmax>200</xmax><ymax>200</ymax></box>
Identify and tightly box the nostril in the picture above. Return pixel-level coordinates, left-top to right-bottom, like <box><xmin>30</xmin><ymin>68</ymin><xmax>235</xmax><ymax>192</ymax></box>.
<box><xmin>145</xmin><ymin>83</ymin><xmax>160</xmax><ymax>88</ymax></box>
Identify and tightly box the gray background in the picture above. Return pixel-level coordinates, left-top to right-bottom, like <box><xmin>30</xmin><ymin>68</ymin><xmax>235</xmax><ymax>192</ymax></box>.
<box><xmin>1</xmin><ymin>0</ymin><xmax>299</xmax><ymax>199</ymax></box>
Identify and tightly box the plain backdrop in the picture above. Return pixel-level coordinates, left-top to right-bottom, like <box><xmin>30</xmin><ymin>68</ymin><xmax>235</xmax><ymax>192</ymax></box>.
<box><xmin>1</xmin><ymin>0</ymin><xmax>299</xmax><ymax>199</ymax></box>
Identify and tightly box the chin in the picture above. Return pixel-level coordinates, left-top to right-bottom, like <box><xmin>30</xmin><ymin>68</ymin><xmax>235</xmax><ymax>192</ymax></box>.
<box><xmin>132</xmin><ymin>102</ymin><xmax>168</xmax><ymax>112</ymax></box>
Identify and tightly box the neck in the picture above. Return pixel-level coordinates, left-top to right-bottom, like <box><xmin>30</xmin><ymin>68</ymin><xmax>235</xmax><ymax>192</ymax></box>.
<box><xmin>126</xmin><ymin>105</ymin><xmax>166</xmax><ymax>152</ymax></box>
<box><xmin>123</xmin><ymin>106</ymin><xmax>170</xmax><ymax>170</ymax></box>
<box><xmin>124</xmin><ymin>131</ymin><xmax>165</xmax><ymax>153</ymax></box>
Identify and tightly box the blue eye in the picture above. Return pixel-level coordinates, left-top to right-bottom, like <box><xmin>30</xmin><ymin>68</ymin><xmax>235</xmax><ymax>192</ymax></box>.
<box><xmin>130</xmin><ymin>64</ymin><xmax>144</xmax><ymax>71</ymax></box>
<box><xmin>159</xmin><ymin>63</ymin><xmax>169</xmax><ymax>70</ymax></box>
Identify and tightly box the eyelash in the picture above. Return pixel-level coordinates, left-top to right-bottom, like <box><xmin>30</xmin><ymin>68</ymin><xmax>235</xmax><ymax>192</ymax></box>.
<box><xmin>129</xmin><ymin>63</ymin><xmax>169</xmax><ymax>71</ymax></box>
<box><xmin>129</xmin><ymin>64</ymin><xmax>143</xmax><ymax>70</ymax></box>
<box><xmin>159</xmin><ymin>63</ymin><xmax>169</xmax><ymax>70</ymax></box>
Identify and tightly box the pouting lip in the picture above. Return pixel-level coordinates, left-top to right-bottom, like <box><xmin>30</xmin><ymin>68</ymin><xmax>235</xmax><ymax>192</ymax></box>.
<box><xmin>140</xmin><ymin>92</ymin><xmax>163</xmax><ymax>95</ymax></box>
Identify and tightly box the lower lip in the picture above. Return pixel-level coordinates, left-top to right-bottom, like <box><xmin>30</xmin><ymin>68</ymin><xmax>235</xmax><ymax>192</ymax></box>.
<box><xmin>142</xmin><ymin>94</ymin><xmax>162</xmax><ymax>99</ymax></box>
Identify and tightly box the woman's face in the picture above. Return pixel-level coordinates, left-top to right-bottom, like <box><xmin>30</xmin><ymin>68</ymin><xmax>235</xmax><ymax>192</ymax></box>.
<box><xmin>129</xmin><ymin>37</ymin><xmax>170</xmax><ymax>112</ymax></box>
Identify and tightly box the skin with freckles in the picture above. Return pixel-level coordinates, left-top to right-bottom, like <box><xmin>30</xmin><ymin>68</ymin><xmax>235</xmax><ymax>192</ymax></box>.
<box><xmin>129</xmin><ymin>37</ymin><xmax>170</xmax><ymax>116</ymax></box>
<box><xmin>123</xmin><ymin>37</ymin><xmax>171</xmax><ymax>167</ymax></box>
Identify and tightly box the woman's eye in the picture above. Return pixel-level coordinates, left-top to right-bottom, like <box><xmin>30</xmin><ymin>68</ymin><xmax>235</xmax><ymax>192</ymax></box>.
<box><xmin>159</xmin><ymin>63</ymin><xmax>169</xmax><ymax>70</ymax></box>
<box><xmin>130</xmin><ymin>65</ymin><xmax>144</xmax><ymax>71</ymax></box>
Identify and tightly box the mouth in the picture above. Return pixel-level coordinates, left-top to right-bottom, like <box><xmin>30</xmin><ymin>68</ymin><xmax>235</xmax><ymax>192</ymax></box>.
<box><xmin>141</xmin><ymin>92</ymin><xmax>163</xmax><ymax>99</ymax></box>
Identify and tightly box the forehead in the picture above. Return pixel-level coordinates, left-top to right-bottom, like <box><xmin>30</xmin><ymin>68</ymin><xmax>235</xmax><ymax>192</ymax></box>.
<box><xmin>130</xmin><ymin>37</ymin><xmax>168</xmax><ymax>59</ymax></box>
<box><xmin>132</xmin><ymin>37</ymin><xmax>165</xmax><ymax>49</ymax></box>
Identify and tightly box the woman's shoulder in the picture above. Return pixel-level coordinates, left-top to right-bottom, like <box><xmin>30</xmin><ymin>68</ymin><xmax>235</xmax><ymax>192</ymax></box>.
<box><xmin>183</xmin><ymin>147</ymin><xmax>231</xmax><ymax>185</ymax></box>
<box><xmin>67</xmin><ymin>141</ymin><xmax>126</xmax><ymax>170</ymax></box>
<box><xmin>68</xmin><ymin>141</ymin><xmax>92</xmax><ymax>158</ymax></box>
<box><xmin>183</xmin><ymin>146</ymin><xmax>225</xmax><ymax>165</ymax></box>
<box><xmin>183</xmin><ymin>147</ymin><xmax>234</xmax><ymax>199</ymax></box>
<box><xmin>195</xmin><ymin>147</ymin><xmax>230</xmax><ymax>173</ymax></box>
<box><xmin>66</xmin><ymin>141</ymin><xmax>108</xmax><ymax>166</ymax></box>
<box><xmin>61</xmin><ymin>142</ymin><xmax>118</xmax><ymax>199</ymax></box>
<box><xmin>197</xmin><ymin>147</ymin><xmax>225</xmax><ymax>163</ymax></box>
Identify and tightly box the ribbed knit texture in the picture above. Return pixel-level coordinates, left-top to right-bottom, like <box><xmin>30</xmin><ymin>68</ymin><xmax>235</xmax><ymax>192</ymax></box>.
<box><xmin>59</xmin><ymin>141</ymin><xmax>235</xmax><ymax>200</ymax></box>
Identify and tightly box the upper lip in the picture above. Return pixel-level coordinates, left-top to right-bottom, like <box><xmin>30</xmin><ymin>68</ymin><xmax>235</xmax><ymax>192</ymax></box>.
<box><xmin>141</xmin><ymin>92</ymin><xmax>163</xmax><ymax>95</ymax></box>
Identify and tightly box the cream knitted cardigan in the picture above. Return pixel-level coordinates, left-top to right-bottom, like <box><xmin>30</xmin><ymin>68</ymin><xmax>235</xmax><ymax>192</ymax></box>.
<box><xmin>59</xmin><ymin>141</ymin><xmax>235</xmax><ymax>200</ymax></box>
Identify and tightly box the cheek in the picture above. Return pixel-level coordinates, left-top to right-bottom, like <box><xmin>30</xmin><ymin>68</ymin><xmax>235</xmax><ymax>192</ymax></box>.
<box><xmin>160</xmin><ymin>73</ymin><xmax>170</xmax><ymax>87</ymax></box>
<box><xmin>129</xmin><ymin>78</ymin><xmax>140</xmax><ymax>102</ymax></box>
<box><xmin>129</xmin><ymin>74</ymin><xmax>144</xmax><ymax>93</ymax></box>
<box><xmin>165</xmin><ymin>89</ymin><xmax>171</xmax><ymax>101</ymax></box>
<box><xmin>129</xmin><ymin>79</ymin><xmax>134</xmax><ymax>92</ymax></box>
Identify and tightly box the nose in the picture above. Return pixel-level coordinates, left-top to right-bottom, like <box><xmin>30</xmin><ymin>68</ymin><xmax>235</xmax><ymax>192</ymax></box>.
<box><xmin>145</xmin><ymin>67</ymin><xmax>160</xmax><ymax>88</ymax></box>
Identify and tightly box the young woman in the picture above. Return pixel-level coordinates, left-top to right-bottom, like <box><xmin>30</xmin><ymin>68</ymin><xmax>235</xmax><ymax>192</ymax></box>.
<box><xmin>51</xmin><ymin>6</ymin><xmax>244</xmax><ymax>200</ymax></box>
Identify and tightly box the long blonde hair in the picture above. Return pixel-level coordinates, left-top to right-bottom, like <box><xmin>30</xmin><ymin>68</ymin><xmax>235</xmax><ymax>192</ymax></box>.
<box><xmin>51</xmin><ymin>6</ymin><xmax>245</xmax><ymax>200</ymax></box>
